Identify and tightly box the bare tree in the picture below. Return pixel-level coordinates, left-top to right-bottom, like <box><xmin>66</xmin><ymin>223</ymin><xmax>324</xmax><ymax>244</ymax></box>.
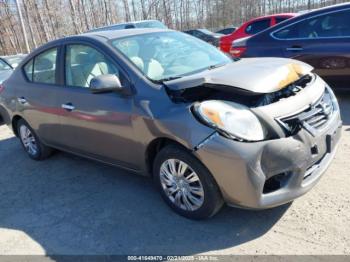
<box><xmin>0</xmin><ymin>0</ymin><xmax>349</xmax><ymax>55</ymax></box>
<box><xmin>122</xmin><ymin>0</ymin><xmax>131</xmax><ymax>22</ymax></box>
<box><xmin>69</xmin><ymin>0</ymin><xmax>80</xmax><ymax>34</ymax></box>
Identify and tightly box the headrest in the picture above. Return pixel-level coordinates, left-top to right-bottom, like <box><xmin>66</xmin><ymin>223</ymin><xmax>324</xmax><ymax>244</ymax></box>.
<box><xmin>75</xmin><ymin>52</ymin><xmax>90</xmax><ymax>65</ymax></box>
<box><xmin>75</xmin><ymin>51</ymin><xmax>106</xmax><ymax>65</ymax></box>
<box><xmin>35</xmin><ymin>57</ymin><xmax>54</xmax><ymax>71</ymax></box>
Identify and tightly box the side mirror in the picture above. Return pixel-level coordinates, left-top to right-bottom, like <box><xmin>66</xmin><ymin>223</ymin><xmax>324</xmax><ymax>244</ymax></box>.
<box><xmin>90</xmin><ymin>74</ymin><xmax>124</xmax><ymax>94</ymax></box>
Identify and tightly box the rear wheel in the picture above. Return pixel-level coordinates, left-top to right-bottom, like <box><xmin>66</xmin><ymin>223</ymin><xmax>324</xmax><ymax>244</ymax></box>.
<box><xmin>153</xmin><ymin>145</ymin><xmax>224</xmax><ymax>219</ymax></box>
<box><xmin>17</xmin><ymin>119</ymin><xmax>53</xmax><ymax>160</ymax></box>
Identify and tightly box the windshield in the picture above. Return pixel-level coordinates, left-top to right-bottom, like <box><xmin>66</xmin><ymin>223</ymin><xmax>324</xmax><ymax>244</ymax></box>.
<box><xmin>111</xmin><ymin>31</ymin><xmax>231</xmax><ymax>81</ymax></box>
<box><xmin>135</xmin><ymin>21</ymin><xmax>167</xmax><ymax>29</ymax></box>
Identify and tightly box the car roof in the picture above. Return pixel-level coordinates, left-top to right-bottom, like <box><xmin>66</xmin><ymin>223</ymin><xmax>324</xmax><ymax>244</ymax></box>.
<box><xmin>82</xmin><ymin>28</ymin><xmax>171</xmax><ymax>40</ymax></box>
<box><xmin>198</xmin><ymin>29</ymin><xmax>212</xmax><ymax>33</ymax></box>
<box><xmin>133</xmin><ymin>19</ymin><xmax>162</xmax><ymax>24</ymax></box>
<box><xmin>278</xmin><ymin>2</ymin><xmax>350</xmax><ymax>22</ymax></box>
<box><xmin>271</xmin><ymin>2</ymin><xmax>350</xmax><ymax>28</ymax></box>
<box><xmin>302</xmin><ymin>2</ymin><xmax>350</xmax><ymax>16</ymax></box>
<box><xmin>87</xmin><ymin>20</ymin><xmax>163</xmax><ymax>32</ymax></box>
<box><xmin>247</xmin><ymin>13</ymin><xmax>297</xmax><ymax>21</ymax></box>
<box><xmin>19</xmin><ymin>28</ymin><xmax>173</xmax><ymax>63</ymax></box>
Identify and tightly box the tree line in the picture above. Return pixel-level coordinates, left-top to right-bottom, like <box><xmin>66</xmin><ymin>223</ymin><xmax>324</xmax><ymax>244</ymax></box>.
<box><xmin>0</xmin><ymin>0</ymin><xmax>348</xmax><ymax>55</ymax></box>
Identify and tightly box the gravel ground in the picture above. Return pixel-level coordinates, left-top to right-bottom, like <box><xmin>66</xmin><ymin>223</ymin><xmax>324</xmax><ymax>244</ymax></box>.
<box><xmin>0</xmin><ymin>91</ymin><xmax>349</xmax><ymax>256</ymax></box>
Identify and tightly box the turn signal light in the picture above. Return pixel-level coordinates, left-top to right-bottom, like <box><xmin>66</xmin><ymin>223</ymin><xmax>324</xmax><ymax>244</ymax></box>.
<box><xmin>0</xmin><ymin>84</ymin><xmax>5</xmax><ymax>93</ymax></box>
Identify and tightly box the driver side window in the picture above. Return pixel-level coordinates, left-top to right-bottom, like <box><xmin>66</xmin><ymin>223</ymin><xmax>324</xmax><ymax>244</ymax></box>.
<box><xmin>65</xmin><ymin>44</ymin><xmax>119</xmax><ymax>88</ymax></box>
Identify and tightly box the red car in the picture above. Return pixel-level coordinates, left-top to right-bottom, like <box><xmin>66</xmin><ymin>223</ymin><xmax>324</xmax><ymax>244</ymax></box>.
<box><xmin>219</xmin><ymin>13</ymin><xmax>297</xmax><ymax>54</ymax></box>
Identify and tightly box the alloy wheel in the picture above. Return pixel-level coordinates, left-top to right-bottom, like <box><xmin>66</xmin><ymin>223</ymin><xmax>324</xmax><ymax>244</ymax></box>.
<box><xmin>19</xmin><ymin>125</ymin><xmax>38</xmax><ymax>156</ymax></box>
<box><xmin>159</xmin><ymin>159</ymin><xmax>205</xmax><ymax>211</ymax></box>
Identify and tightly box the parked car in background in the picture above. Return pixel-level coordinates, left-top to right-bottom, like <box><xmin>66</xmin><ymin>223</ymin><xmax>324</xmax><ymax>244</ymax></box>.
<box><xmin>220</xmin><ymin>13</ymin><xmax>297</xmax><ymax>53</ymax></box>
<box><xmin>1</xmin><ymin>54</ymin><xmax>27</xmax><ymax>68</ymax></box>
<box><xmin>184</xmin><ymin>29</ymin><xmax>223</xmax><ymax>47</ymax></box>
<box><xmin>0</xmin><ymin>29</ymin><xmax>342</xmax><ymax>219</ymax></box>
<box><xmin>232</xmin><ymin>3</ymin><xmax>350</xmax><ymax>88</ymax></box>
<box><xmin>215</xmin><ymin>27</ymin><xmax>236</xmax><ymax>35</ymax></box>
<box><xmin>0</xmin><ymin>58</ymin><xmax>13</xmax><ymax>84</ymax></box>
<box><xmin>88</xmin><ymin>20</ymin><xmax>167</xmax><ymax>33</ymax></box>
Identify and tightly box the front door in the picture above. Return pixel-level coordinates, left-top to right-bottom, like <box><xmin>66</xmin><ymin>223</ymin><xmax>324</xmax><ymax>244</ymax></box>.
<box><xmin>55</xmin><ymin>43</ymin><xmax>139</xmax><ymax>170</ymax></box>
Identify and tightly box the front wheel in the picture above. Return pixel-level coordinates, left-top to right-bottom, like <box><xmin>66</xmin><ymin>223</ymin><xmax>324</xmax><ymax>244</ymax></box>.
<box><xmin>17</xmin><ymin>119</ymin><xmax>53</xmax><ymax>160</ymax></box>
<box><xmin>153</xmin><ymin>145</ymin><xmax>224</xmax><ymax>220</ymax></box>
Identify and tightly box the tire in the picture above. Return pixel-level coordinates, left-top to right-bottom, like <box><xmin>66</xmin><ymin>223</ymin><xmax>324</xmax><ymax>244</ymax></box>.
<box><xmin>17</xmin><ymin>119</ymin><xmax>53</xmax><ymax>160</ymax></box>
<box><xmin>153</xmin><ymin>144</ymin><xmax>224</xmax><ymax>220</ymax></box>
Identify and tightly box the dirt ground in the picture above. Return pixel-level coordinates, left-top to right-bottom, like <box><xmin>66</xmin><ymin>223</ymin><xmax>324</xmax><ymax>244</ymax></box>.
<box><xmin>0</xmin><ymin>91</ymin><xmax>349</xmax><ymax>256</ymax></box>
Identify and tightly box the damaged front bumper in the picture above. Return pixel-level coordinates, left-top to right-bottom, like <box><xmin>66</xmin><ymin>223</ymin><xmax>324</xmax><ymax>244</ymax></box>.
<box><xmin>194</xmin><ymin>95</ymin><xmax>342</xmax><ymax>209</ymax></box>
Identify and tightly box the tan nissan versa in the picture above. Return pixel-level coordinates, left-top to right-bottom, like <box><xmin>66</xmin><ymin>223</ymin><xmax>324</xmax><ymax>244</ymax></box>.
<box><xmin>0</xmin><ymin>29</ymin><xmax>342</xmax><ymax>219</ymax></box>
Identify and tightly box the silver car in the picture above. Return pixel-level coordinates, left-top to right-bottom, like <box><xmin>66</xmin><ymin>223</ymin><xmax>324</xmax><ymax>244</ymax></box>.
<box><xmin>0</xmin><ymin>29</ymin><xmax>342</xmax><ymax>219</ymax></box>
<box><xmin>0</xmin><ymin>58</ymin><xmax>13</xmax><ymax>84</ymax></box>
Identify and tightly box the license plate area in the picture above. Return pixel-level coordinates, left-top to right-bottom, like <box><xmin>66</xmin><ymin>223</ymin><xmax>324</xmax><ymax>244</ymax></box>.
<box><xmin>326</xmin><ymin>126</ymin><xmax>341</xmax><ymax>153</ymax></box>
<box><xmin>303</xmin><ymin>126</ymin><xmax>341</xmax><ymax>181</ymax></box>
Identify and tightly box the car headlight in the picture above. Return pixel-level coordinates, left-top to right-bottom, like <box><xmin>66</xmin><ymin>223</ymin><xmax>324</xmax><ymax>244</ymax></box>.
<box><xmin>193</xmin><ymin>100</ymin><xmax>266</xmax><ymax>141</ymax></box>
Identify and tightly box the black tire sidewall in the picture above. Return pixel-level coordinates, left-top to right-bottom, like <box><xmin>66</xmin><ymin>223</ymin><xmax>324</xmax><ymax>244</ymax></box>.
<box><xmin>153</xmin><ymin>145</ymin><xmax>223</xmax><ymax>220</ymax></box>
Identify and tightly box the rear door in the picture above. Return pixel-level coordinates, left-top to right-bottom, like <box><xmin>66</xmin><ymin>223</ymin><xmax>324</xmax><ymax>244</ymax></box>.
<box><xmin>19</xmin><ymin>46</ymin><xmax>62</xmax><ymax>145</ymax></box>
<box><xmin>273</xmin><ymin>9</ymin><xmax>350</xmax><ymax>87</ymax></box>
<box><xmin>55</xmin><ymin>42</ymin><xmax>139</xmax><ymax>170</ymax></box>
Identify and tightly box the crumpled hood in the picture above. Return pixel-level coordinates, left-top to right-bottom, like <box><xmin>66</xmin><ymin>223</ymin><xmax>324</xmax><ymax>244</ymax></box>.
<box><xmin>165</xmin><ymin>58</ymin><xmax>314</xmax><ymax>94</ymax></box>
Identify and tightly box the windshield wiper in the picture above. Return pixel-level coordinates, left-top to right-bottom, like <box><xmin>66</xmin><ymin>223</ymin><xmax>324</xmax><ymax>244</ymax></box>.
<box><xmin>154</xmin><ymin>76</ymin><xmax>182</xmax><ymax>83</ymax></box>
<box><xmin>207</xmin><ymin>63</ymin><xmax>227</xmax><ymax>70</ymax></box>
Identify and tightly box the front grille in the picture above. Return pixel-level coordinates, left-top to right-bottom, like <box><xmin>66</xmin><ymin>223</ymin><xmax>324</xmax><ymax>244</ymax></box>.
<box><xmin>278</xmin><ymin>89</ymin><xmax>334</xmax><ymax>136</ymax></box>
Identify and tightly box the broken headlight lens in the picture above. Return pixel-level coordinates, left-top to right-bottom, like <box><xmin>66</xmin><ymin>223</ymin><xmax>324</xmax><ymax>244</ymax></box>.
<box><xmin>194</xmin><ymin>100</ymin><xmax>265</xmax><ymax>141</ymax></box>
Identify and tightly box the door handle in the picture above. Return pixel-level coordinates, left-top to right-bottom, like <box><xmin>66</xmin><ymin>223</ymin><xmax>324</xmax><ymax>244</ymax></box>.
<box><xmin>286</xmin><ymin>46</ymin><xmax>303</xmax><ymax>51</ymax></box>
<box><xmin>17</xmin><ymin>97</ymin><xmax>27</xmax><ymax>104</ymax></box>
<box><xmin>61</xmin><ymin>103</ymin><xmax>75</xmax><ymax>111</ymax></box>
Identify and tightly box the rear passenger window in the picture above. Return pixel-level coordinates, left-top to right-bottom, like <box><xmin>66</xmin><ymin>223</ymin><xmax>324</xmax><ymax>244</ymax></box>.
<box><xmin>24</xmin><ymin>48</ymin><xmax>58</xmax><ymax>84</ymax></box>
<box><xmin>65</xmin><ymin>44</ymin><xmax>119</xmax><ymax>88</ymax></box>
<box><xmin>274</xmin><ymin>10</ymin><xmax>350</xmax><ymax>39</ymax></box>
<box><xmin>245</xmin><ymin>19</ymin><xmax>270</xmax><ymax>34</ymax></box>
